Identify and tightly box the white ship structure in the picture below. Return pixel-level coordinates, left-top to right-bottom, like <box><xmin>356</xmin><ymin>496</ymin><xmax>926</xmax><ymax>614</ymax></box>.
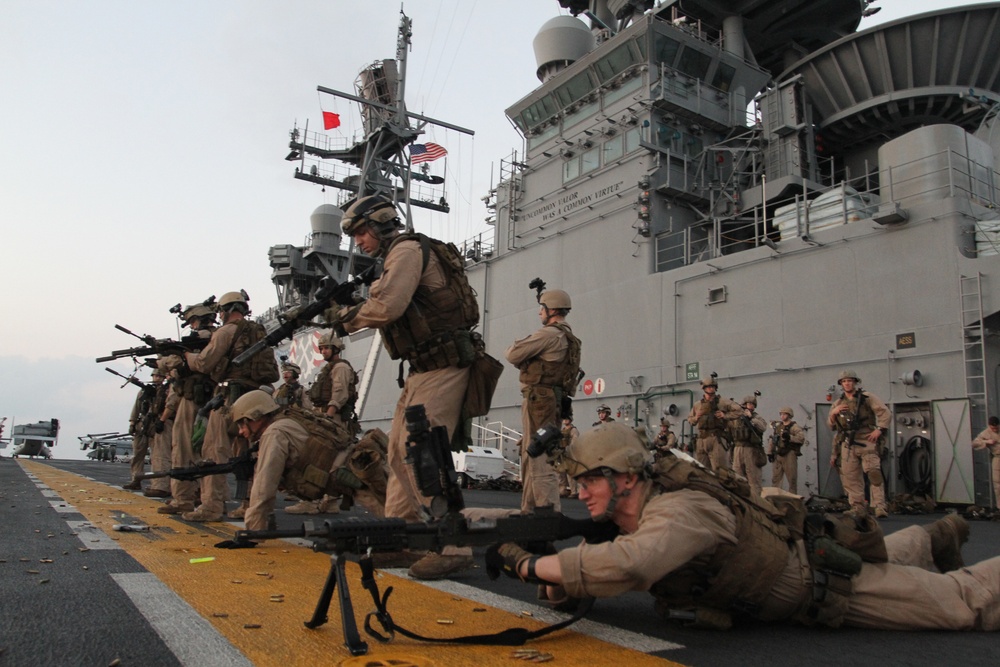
<box><xmin>263</xmin><ymin>1</ymin><xmax>1000</xmax><ymax>507</ymax></box>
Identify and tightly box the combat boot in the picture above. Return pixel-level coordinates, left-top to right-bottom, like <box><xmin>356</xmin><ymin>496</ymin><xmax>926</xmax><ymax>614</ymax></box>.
<box><xmin>922</xmin><ymin>514</ymin><xmax>970</xmax><ymax>572</ymax></box>
<box><xmin>316</xmin><ymin>495</ymin><xmax>340</xmax><ymax>514</ymax></box>
<box><xmin>285</xmin><ymin>500</ymin><xmax>320</xmax><ymax>515</ymax></box>
<box><xmin>181</xmin><ymin>508</ymin><xmax>224</xmax><ymax>523</ymax></box>
<box><xmin>122</xmin><ymin>481</ymin><xmax>142</xmax><ymax>491</ymax></box>
<box><xmin>228</xmin><ymin>502</ymin><xmax>248</xmax><ymax>520</ymax></box>
<box><xmin>407</xmin><ymin>553</ymin><xmax>475</xmax><ymax>580</ymax></box>
<box><xmin>157</xmin><ymin>503</ymin><xmax>194</xmax><ymax>515</ymax></box>
<box><xmin>143</xmin><ymin>489</ymin><xmax>170</xmax><ymax>499</ymax></box>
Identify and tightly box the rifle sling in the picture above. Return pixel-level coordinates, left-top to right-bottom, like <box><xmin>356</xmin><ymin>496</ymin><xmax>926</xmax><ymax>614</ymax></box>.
<box><xmin>356</xmin><ymin>557</ymin><xmax>594</xmax><ymax>646</ymax></box>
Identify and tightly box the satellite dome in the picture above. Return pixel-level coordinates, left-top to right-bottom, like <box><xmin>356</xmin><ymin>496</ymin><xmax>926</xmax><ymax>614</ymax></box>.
<box><xmin>310</xmin><ymin>204</ymin><xmax>343</xmax><ymax>237</ymax></box>
<box><xmin>533</xmin><ymin>15</ymin><xmax>595</xmax><ymax>83</ymax></box>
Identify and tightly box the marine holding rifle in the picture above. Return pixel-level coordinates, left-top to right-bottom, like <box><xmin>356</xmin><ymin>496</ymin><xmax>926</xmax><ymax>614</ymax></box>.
<box><xmin>491</xmin><ymin>422</ymin><xmax>1000</xmax><ymax>633</ymax></box>
<box><xmin>182</xmin><ymin>291</ymin><xmax>279</xmax><ymax>522</ymax></box>
<box><xmin>828</xmin><ymin>369</ymin><xmax>891</xmax><ymax>518</ymax></box>
<box><xmin>322</xmin><ymin>194</ymin><xmax>486</xmax><ymax>580</ymax></box>
<box><xmin>158</xmin><ymin>304</ymin><xmax>217</xmax><ymax>516</ymax></box>
<box><xmin>729</xmin><ymin>394</ymin><xmax>768</xmax><ymax>498</ymax></box>
<box><xmin>222</xmin><ymin>390</ymin><xmax>386</xmax><ymax>533</ymax></box>
<box><xmin>770</xmin><ymin>406</ymin><xmax>806</xmax><ymax>494</ymax></box>
<box><xmin>687</xmin><ymin>376</ymin><xmax>742</xmax><ymax>473</ymax></box>
<box><xmin>505</xmin><ymin>285</ymin><xmax>581</xmax><ymax>514</ymax></box>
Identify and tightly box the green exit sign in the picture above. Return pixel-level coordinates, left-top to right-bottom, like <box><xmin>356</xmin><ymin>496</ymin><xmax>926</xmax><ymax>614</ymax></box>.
<box><xmin>685</xmin><ymin>362</ymin><xmax>700</xmax><ymax>381</ymax></box>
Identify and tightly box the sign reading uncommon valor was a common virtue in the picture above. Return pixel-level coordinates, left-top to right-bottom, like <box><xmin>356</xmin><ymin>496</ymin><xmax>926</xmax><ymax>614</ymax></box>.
<box><xmin>520</xmin><ymin>180</ymin><xmax>626</xmax><ymax>224</ymax></box>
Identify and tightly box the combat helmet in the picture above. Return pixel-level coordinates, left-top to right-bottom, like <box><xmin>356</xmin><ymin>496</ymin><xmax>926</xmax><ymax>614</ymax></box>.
<box><xmin>700</xmin><ymin>376</ymin><xmax>718</xmax><ymax>388</ymax></box>
<box><xmin>341</xmin><ymin>194</ymin><xmax>401</xmax><ymax>238</ymax></box>
<box><xmin>563</xmin><ymin>423</ymin><xmax>651</xmax><ymax>479</ymax></box>
<box><xmin>837</xmin><ymin>369</ymin><xmax>861</xmax><ymax>385</ymax></box>
<box><xmin>741</xmin><ymin>395</ymin><xmax>758</xmax><ymax>408</ymax></box>
<box><xmin>317</xmin><ymin>332</ymin><xmax>344</xmax><ymax>351</ymax></box>
<box><xmin>539</xmin><ymin>289</ymin><xmax>572</xmax><ymax>311</ymax></box>
<box><xmin>280</xmin><ymin>361</ymin><xmax>301</xmax><ymax>378</ymax></box>
<box><xmin>218</xmin><ymin>291</ymin><xmax>249</xmax><ymax>315</ymax></box>
<box><xmin>597</xmin><ymin>403</ymin><xmax>611</xmax><ymax>414</ymax></box>
<box><xmin>182</xmin><ymin>304</ymin><xmax>215</xmax><ymax>322</ymax></box>
<box><xmin>779</xmin><ymin>407</ymin><xmax>794</xmax><ymax>418</ymax></box>
<box><xmin>231</xmin><ymin>390</ymin><xmax>280</xmax><ymax>423</ymax></box>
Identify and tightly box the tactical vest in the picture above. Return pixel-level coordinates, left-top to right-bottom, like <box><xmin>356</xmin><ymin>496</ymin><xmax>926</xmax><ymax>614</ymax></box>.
<box><xmin>729</xmin><ymin>414</ymin><xmax>763</xmax><ymax>446</ymax></box>
<box><xmin>380</xmin><ymin>233</ymin><xmax>480</xmax><ymax>370</ymax></box>
<box><xmin>225</xmin><ymin>320</ymin><xmax>280</xmax><ymax>386</ymax></box>
<box><xmin>647</xmin><ymin>455</ymin><xmax>793</xmax><ymax>617</ymax></box>
<box><xmin>695</xmin><ymin>396</ymin><xmax>725</xmax><ymax>435</ymax></box>
<box><xmin>307</xmin><ymin>359</ymin><xmax>358</xmax><ymax>421</ymax></box>
<box><xmin>273</xmin><ymin>407</ymin><xmax>357</xmax><ymax>501</ymax></box>
<box><xmin>774</xmin><ymin>421</ymin><xmax>802</xmax><ymax>455</ymax></box>
<box><xmin>274</xmin><ymin>382</ymin><xmax>305</xmax><ymax>408</ymax></box>
<box><xmin>517</xmin><ymin>322</ymin><xmax>582</xmax><ymax>397</ymax></box>
<box><xmin>177</xmin><ymin>370</ymin><xmax>215</xmax><ymax>406</ymax></box>
<box><xmin>832</xmin><ymin>393</ymin><xmax>876</xmax><ymax>435</ymax></box>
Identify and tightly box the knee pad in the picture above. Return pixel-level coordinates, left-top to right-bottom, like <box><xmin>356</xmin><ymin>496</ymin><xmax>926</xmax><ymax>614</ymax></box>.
<box><xmin>868</xmin><ymin>469</ymin><xmax>884</xmax><ymax>487</ymax></box>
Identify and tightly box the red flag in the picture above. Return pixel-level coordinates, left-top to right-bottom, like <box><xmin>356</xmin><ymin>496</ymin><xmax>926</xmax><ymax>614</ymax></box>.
<box><xmin>322</xmin><ymin>111</ymin><xmax>341</xmax><ymax>130</ymax></box>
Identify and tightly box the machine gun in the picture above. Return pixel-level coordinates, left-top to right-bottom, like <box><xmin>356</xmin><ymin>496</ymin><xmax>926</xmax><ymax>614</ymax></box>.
<box><xmin>232</xmin><ymin>404</ymin><xmax>618</xmax><ymax>656</ymax></box>
<box><xmin>231</xmin><ymin>267</ymin><xmax>377</xmax><ymax>367</ymax></box>
<box><xmin>95</xmin><ymin>325</ymin><xmax>210</xmax><ymax>363</ymax></box>
<box><xmin>140</xmin><ymin>446</ymin><xmax>256</xmax><ymax>500</ymax></box>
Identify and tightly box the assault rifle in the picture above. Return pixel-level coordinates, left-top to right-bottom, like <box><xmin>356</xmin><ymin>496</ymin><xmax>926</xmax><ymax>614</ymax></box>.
<box><xmin>105</xmin><ymin>367</ymin><xmax>151</xmax><ymax>391</ymax></box>
<box><xmin>232</xmin><ymin>266</ymin><xmax>377</xmax><ymax>367</ymax></box>
<box><xmin>95</xmin><ymin>325</ymin><xmax>210</xmax><ymax>363</ymax></box>
<box><xmin>140</xmin><ymin>446</ymin><xmax>256</xmax><ymax>500</ymax></box>
<box><xmin>232</xmin><ymin>404</ymin><xmax>618</xmax><ymax>656</ymax></box>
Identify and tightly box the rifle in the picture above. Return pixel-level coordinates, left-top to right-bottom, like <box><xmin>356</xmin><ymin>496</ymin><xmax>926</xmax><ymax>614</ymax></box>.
<box><xmin>768</xmin><ymin>420</ymin><xmax>781</xmax><ymax>462</ymax></box>
<box><xmin>233</xmin><ymin>404</ymin><xmax>618</xmax><ymax>656</ymax></box>
<box><xmin>105</xmin><ymin>367</ymin><xmax>151</xmax><ymax>391</ymax></box>
<box><xmin>140</xmin><ymin>446</ymin><xmax>256</xmax><ymax>500</ymax></box>
<box><xmin>232</xmin><ymin>267</ymin><xmax>377</xmax><ymax>367</ymax></box>
<box><xmin>95</xmin><ymin>325</ymin><xmax>210</xmax><ymax>363</ymax></box>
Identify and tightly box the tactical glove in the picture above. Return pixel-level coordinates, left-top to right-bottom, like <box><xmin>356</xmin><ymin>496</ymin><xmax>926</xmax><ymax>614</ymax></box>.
<box><xmin>485</xmin><ymin>543</ymin><xmax>549</xmax><ymax>584</ymax></box>
<box><xmin>214</xmin><ymin>539</ymin><xmax>257</xmax><ymax>549</ymax></box>
<box><xmin>154</xmin><ymin>419</ymin><xmax>165</xmax><ymax>434</ymax></box>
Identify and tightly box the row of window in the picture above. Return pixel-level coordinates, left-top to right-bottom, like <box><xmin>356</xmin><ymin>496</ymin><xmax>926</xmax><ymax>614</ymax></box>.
<box><xmin>563</xmin><ymin>126</ymin><xmax>643</xmax><ymax>183</ymax></box>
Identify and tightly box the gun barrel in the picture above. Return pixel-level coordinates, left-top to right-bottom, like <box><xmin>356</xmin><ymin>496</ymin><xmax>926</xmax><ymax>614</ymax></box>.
<box><xmin>231</xmin><ymin>338</ymin><xmax>268</xmax><ymax>366</ymax></box>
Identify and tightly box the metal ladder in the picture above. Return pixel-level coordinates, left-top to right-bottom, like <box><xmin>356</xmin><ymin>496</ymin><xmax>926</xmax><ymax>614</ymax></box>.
<box><xmin>959</xmin><ymin>272</ymin><xmax>992</xmax><ymax>506</ymax></box>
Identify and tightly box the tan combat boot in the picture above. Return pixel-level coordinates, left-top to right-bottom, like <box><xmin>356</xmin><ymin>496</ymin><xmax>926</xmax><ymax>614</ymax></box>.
<box><xmin>285</xmin><ymin>499</ymin><xmax>321</xmax><ymax>515</ymax></box>
<box><xmin>407</xmin><ymin>553</ymin><xmax>475</xmax><ymax>580</ymax></box>
<box><xmin>922</xmin><ymin>514</ymin><xmax>970</xmax><ymax>572</ymax></box>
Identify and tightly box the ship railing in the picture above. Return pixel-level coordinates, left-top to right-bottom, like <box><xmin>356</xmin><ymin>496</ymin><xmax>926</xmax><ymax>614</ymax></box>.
<box><xmin>459</xmin><ymin>231</ymin><xmax>495</xmax><ymax>263</ymax></box>
<box><xmin>474</xmin><ymin>420</ymin><xmax>522</xmax><ymax>481</ymax></box>
<box><xmin>877</xmin><ymin>147</ymin><xmax>1000</xmax><ymax>210</ymax></box>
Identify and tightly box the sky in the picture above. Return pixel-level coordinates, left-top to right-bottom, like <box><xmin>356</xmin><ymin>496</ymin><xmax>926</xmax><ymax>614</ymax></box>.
<box><xmin>0</xmin><ymin>0</ymin><xmax>968</xmax><ymax>458</ymax></box>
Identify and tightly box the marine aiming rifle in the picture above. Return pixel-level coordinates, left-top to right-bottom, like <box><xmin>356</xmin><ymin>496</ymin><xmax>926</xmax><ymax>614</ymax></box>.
<box><xmin>231</xmin><ymin>404</ymin><xmax>618</xmax><ymax>656</ymax></box>
<box><xmin>95</xmin><ymin>325</ymin><xmax>210</xmax><ymax>363</ymax></box>
<box><xmin>140</xmin><ymin>446</ymin><xmax>256</xmax><ymax>500</ymax></box>
<box><xmin>231</xmin><ymin>266</ymin><xmax>378</xmax><ymax>367</ymax></box>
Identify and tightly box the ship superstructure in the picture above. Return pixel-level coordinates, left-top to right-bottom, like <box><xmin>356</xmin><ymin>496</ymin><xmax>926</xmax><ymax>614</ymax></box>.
<box><xmin>274</xmin><ymin>1</ymin><xmax>1000</xmax><ymax>507</ymax></box>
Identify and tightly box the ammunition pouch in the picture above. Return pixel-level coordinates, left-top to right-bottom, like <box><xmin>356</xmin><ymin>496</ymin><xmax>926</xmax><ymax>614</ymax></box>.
<box><xmin>407</xmin><ymin>329</ymin><xmax>477</xmax><ymax>374</ymax></box>
<box><xmin>751</xmin><ymin>445</ymin><xmax>768</xmax><ymax>468</ymax></box>
<box><xmin>464</xmin><ymin>340</ymin><xmax>503</xmax><ymax>418</ymax></box>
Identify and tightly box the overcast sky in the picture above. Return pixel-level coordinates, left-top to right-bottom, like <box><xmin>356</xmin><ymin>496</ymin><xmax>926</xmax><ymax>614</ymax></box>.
<box><xmin>0</xmin><ymin>0</ymin><xmax>967</xmax><ymax>458</ymax></box>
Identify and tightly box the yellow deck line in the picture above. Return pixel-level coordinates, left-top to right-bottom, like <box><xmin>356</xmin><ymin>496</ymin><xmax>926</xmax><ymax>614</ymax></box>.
<box><xmin>23</xmin><ymin>461</ymin><xmax>682</xmax><ymax>666</ymax></box>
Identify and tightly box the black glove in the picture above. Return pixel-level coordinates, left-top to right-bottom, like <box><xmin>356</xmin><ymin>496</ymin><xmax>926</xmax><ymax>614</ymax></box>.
<box><xmin>214</xmin><ymin>539</ymin><xmax>257</xmax><ymax>549</ymax></box>
<box><xmin>485</xmin><ymin>543</ymin><xmax>548</xmax><ymax>584</ymax></box>
<box><xmin>767</xmin><ymin>453</ymin><xmax>775</xmax><ymax>463</ymax></box>
<box><xmin>154</xmin><ymin>419</ymin><xmax>165</xmax><ymax>433</ymax></box>
<box><xmin>781</xmin><ymin>430</ymin><xmax>791</xmax><ymax>444</ymax></box>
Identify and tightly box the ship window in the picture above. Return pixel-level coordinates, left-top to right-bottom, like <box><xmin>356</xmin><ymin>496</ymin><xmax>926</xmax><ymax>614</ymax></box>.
<box><xmin>625</xmin><ymin>126</ymin><xmax>642</xmax><ymax>153</ymax></box>
<box><xmin>653</xmin><ymin>35</ymin><xmax>680</xmax><ymax>68</ymax></box>
<box><xmin>603</xmin><ymin>135</ymin><xmax>623</xmax><ymax>163</ymax></box>
<box><xmin>564</xmin><ymin>100</ymin><xmax>599</xmax><ymax>130</ymax></box>
<box><xmin>595</xmin><ymin>42</ymin><xmax>637</xmax><ymax>83</ymax></box>
<box><xmin>707</xmin><ymin>286</ymin><xmax>728</xmax><ymax>305</ymax></box>
<box><xmin>527</xmin><ymin>124</ymin><xmax>559</xmax><ymax>150</ymax></box>
<box><xmin>581</xmin><ymin>146</ymin><xmax>600</xmax><ymax>174</ymax></box>
<box><xmin>604</xmin><ymin>76</ymin><xmax>643</xmax><ymax>105</ymax></box>
<box><xmin>554</xmin><ymin>70</ymin><xmax>596</xmax><ymax>108</ymax></box>
<box><xmin>563</xmin><ymin>156</ymin><xmax>581</xmax><ymax>182</ymax></box>
<box><xmin>686</xmin><ymin>133</ymin><xmax>703</xmax><ymax>156</ymax></box>
<box><xmin>521</xmin><ymin>95</ymin><xmax>560</xmax><ymax>129</ymax></box>
<box><xmin>711</xmin><ymin>62</ymin><xmax>735</xmax><ymax>93</ymax></box>
<box><xmin>677</xmin><ymin>47</ymin><xmax>712</xmax><ymax>81</ymax></box>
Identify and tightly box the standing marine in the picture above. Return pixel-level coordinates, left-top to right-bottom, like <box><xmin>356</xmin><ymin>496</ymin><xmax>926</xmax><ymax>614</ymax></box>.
<box><xmin>827</xmin><ymin>369</ymin><xmax>891</xmax><ymax>518</ymax></box>
<box><xmin>505</xmin><ymin>288</ymin><xmax>581</xmax><ymax>513</ymax></box>
<box><xmin>687</xmin><ymin>376</ymin><xmax>742</xmax><ymax>472</ymax></box>
<box><xmin>770</xmin><ymin>407</ymin><xmax>806</xmax><ymax>494</ymax></box>
<box><xmin>730</xmin><ymin>394</ymin><xmax>768</xmax><ymax>497</ymax></box>
<box><xmin>324</xmin><ymin>194</ymin><xmax>482</xmax><ymax>580</ymax></box>
<box><xmin>274</xmin><ymin>361</ymin><xmax>312</xmax><ymax>409</ymax></box>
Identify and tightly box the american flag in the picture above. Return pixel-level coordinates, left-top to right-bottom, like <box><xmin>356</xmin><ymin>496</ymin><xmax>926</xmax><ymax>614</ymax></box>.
<box><xmin>409</xmin><ymin>142</ymin><xmax>448</xmax><ymax>164</ymax></box>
